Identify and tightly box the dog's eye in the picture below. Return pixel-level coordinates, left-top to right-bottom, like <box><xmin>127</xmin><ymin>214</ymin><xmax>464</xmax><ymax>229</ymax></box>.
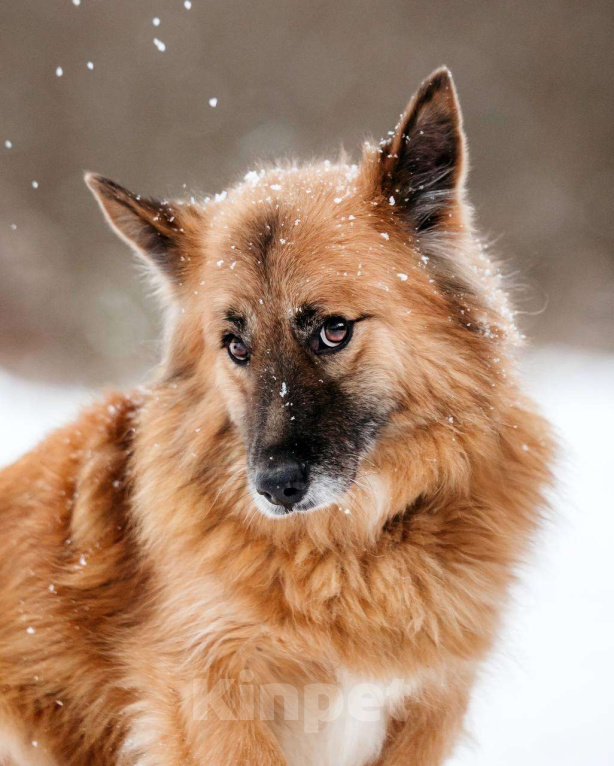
<box><xmin>311</xmin><ymin>317</ymin><xmax>352</xmax><ymax>354</ymax></box>
<box><xmin>227</xmin><ymin>336</ymin><xmax>250</xmax><ymax>365</ymax></box>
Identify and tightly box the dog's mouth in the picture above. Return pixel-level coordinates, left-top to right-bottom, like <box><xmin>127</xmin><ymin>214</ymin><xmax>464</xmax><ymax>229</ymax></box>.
<box><xmin>249</xmin><ymin>472</ymin><xmax>350</xmax><ymax>518</ymax></box>
<box><xmin>245</xmin><ymin>417</ymin><xmax>385</xmax><ymax>519</ymax></box>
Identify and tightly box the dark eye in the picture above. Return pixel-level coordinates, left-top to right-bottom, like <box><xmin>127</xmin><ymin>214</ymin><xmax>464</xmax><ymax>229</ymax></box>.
<box><xmin>311</xmin><ymin>317</ymin><xmax>352</xmax><ymax>354</ymax></box>
<box><xmin>227</xmin><ymin>336</ymin><xmax>250</xmax><ymax>365</ymax></box>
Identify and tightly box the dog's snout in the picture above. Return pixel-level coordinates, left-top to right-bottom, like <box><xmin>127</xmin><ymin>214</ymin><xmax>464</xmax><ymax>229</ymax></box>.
<box><xmin>256</xmin><ymin>457</ymin><xmax>309</xmax><ymax>509</ymax></box>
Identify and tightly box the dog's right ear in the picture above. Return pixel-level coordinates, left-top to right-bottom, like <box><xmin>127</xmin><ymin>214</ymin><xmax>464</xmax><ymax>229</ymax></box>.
<box><xmin>85</xmin><ymin>173</ymin><xmax>195</xmax><ymax>280</ymax></box>
<box><xmin>367</xmin><ymin>67</ymin><xmax>468</xmax><ymax>233</ymax></box>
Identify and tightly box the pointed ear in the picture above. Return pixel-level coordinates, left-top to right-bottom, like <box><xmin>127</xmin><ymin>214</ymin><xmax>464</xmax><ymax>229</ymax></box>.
<box><xmin>85</xmin><ymin>173</ymin><xmax>191</xmax><ymax>279</ymax></box>
<box><xmin>375</xmin><ymin>67</ymin><xmax>467</xmax><ymax>232</ymax></box>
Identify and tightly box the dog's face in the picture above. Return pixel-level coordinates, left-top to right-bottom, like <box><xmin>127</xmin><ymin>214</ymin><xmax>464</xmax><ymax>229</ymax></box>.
<box><xmin>87</xmin><ymin>68</ymin><xmax>500</xmax><ymax>518</ymax></box>
<box><xmin>200</xmin><ymin>169</ymin><xmax>406</xmax><ymax>516</ymax></box>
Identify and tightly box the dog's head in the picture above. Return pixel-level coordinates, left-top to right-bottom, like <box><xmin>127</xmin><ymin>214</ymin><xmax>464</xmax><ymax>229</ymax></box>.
<box><xmin>88</xmin><ymin>69</ymin><xmax>511</xmax><ymax>518</ymax></box>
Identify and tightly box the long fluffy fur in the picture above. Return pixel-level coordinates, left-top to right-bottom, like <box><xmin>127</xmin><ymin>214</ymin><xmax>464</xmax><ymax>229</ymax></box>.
<box><xmin>0</xmin><ymin>70</ymin><xmax>553</xmax><ymax>765</ymax></box>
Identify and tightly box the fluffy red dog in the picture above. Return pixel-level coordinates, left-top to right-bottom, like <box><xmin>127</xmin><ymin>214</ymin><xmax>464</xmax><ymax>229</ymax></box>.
<box><xmin>0</xmin><ymin>69</ymin><xmax>553</xmax><ymax>765</ymax></box>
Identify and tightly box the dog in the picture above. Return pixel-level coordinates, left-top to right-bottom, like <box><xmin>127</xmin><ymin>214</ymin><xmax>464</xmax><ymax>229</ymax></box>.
<box><xmin>0</xmin><ymin>68</ymin><xmax>553</xmax><ymax>765</ymax></box>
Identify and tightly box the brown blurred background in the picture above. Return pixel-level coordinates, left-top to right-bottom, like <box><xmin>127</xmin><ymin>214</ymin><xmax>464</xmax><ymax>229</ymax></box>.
<box><xmin>1</xmin><ymin>0</ymin><xmax>613</xmax><ymax>386</ymax></box>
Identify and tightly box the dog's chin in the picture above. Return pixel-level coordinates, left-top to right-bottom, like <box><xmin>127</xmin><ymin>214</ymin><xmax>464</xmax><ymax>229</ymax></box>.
<box><xmin>250</xmin><ymin>479</ymin><xmax>347</xmax><ymax>519</ymax></box>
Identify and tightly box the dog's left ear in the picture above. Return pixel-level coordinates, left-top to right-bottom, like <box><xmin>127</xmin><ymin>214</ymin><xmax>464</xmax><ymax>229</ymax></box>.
<box><xmin>85</xmin><ymin>173</ymin><xmax>194</xmax><ymax>281</ymax></box>
<box><xmin>373</xmin><ymin>67</ymin><xmax>467</xmax><ymax>232</ymax></box>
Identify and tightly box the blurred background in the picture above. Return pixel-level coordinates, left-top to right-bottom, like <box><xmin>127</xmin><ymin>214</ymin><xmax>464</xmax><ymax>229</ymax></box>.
<box><xmin>1</xmin><ymin>0</ymin><xmax>613</xmax><ymax>385</ymax></box>
<box><xmin>1</xmin><ymin>4</ymin><xmax>614</xmax><ymax>764</ymax></box>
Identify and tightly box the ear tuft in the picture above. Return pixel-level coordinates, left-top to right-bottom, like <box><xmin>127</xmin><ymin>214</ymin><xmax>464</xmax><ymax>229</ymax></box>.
<box><xmin>85</xmin><ymin>173</ymin><xmax>187</xmax><ymax>277</ymax></box>
<box><xmin>377</xmin><ymin>67</ymin><xmax>467</xmax><ymax>232</ymax></box>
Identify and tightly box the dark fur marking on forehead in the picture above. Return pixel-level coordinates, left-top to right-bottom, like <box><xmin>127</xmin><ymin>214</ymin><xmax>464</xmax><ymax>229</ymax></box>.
<box><xmin>237</xmin><ymin>205</ymin><xmax>285</xmax><ymax>265</ymax></box>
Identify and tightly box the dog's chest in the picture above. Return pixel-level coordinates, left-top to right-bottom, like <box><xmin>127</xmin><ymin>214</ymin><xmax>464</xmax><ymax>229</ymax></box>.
<box><xmin>274</xmin><ymin>672</ymin><xmax>407</xmax><ymax>766</ymax></box>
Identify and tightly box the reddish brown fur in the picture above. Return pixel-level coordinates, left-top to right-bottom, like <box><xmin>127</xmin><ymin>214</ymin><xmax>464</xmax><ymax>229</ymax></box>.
<box><xmin>0</xmin><ymin>70</ymin><xmax>553</xmax><ymax>765</ymax></box>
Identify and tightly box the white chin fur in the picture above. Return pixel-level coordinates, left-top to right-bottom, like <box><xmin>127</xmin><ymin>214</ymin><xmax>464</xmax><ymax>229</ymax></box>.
<box><xmin>250</xmin><ymin>477</ymin><xmax>345</xmax><ymax>518</ymax></box>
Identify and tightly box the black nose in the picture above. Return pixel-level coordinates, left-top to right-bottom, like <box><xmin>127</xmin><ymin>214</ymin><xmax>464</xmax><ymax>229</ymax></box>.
<box><xmin>256</xmin><ymin>458</ymin><xmax>309</xmax><ymax>509</ymax></box>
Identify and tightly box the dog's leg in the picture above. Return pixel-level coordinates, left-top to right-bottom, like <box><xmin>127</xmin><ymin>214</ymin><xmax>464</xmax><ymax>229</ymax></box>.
<box><xmin>188</xmin><ymin>720</ymin><xmax>287</xmax><ymax>766</ymax></box>
<box><xmin>121</xmin><ymin>706</ymin><xmax>287</xmax><ymax>766</ymax></box>
<box><xmin>184</xmin><ymin>665</ymin><xmax>288</xmax><ymax>766</ymax></box>
<box><xmin>371</xmin><ymin>682</ymin><xmax>470</xmax><ymax>766</ymax></box>
<box><xmin>122</xmin><ymin>665</ymin><xmax>287</xmax><ymax>766</ymax></box>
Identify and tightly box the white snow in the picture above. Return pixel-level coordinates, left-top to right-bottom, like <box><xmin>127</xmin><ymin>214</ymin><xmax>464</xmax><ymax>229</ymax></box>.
<box><xmin>0</xmin><ymin>369</ymin><xmax>90</xmax><ymax>467</ymax></box>
<box><xmin>0</xmin><ymin>346</ymin><xmax>612</xmax><ymax>764</ymax></box>
<box><xmin>450</xmin><ymin>347</ymin><xmax>614</xmax><ymax>766</ymax></box>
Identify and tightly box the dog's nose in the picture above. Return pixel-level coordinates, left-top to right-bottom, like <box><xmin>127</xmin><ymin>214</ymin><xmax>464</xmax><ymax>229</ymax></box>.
<box><xmin>256</xmin><ymin>458</ymin><xmax>309</xmax><ymax>509</ymax></box>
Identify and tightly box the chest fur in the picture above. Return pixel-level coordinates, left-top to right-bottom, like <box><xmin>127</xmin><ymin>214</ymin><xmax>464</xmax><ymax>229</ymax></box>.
<box><xmin>272</xmin><ymin>672</ymin><xmax>410</xmax><ymax>766</ymax></box>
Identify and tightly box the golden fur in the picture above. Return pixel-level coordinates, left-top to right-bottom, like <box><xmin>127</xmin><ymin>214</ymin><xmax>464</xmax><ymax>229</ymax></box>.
<box><xmin>0</xmin><ymin>69</ymin><xmax>553</xmax><ymax>765</ymax></box>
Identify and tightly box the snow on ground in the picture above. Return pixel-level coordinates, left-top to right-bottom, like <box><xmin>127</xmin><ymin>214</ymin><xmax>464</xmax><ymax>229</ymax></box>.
<box><xmin>0</xmin><ymin>346</ymin><xmax>613</xmax><ymax>764</ymax></box>
<box><xmin>452</xmin><ymin>347</ymin><xmax>614</xmax><ymax>766</ymax></box>
<box><xmin>0</xmin><ymin>370</ymin><xmax>91</xmax><ymax>467</ymax></box>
